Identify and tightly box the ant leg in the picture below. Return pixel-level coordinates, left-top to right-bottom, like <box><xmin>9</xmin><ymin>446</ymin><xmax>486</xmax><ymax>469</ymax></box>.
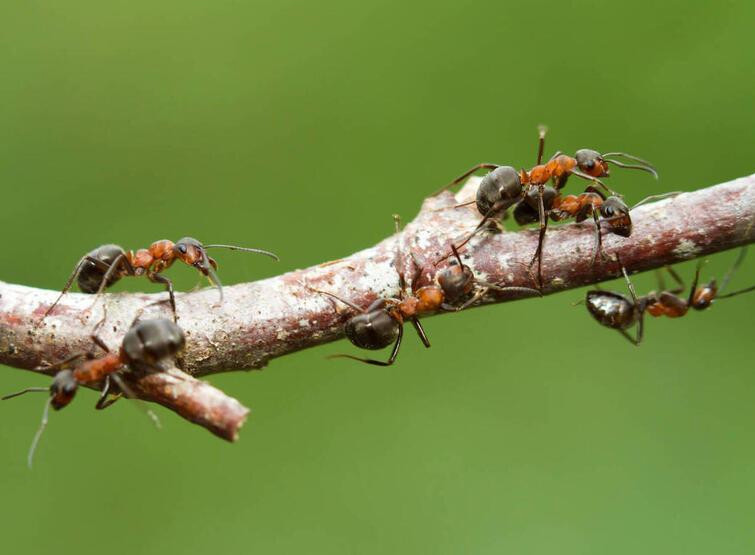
<box><xmin>436</xmin><ymin>202</ymin><xmax>506</xmax><ymax>265</ymax></box>
<box><xmin>95</xmin><ymin>375</ymin><xmax>121</xmax><ymax>410</ymax></box>
<box><xmin>619</xmin><ymin>265</ymin><xmax>645</xmax><ymax>346</ymax></box>
<box><xmin>411</xmin><ymin>317</ymin><xmax>431</xmax><ymax>348</ymax></box>
<box><xmin>621</xmin><ymin>265</ymin><xmax>640</xmax><ymax>305</ymax></box>
<box><xmin>35</xmin><ymin>353</ymin><xmax>87</xmax><ymax>373</ymax></box>
<box><xmin>40</xmin><ymin>254</ymin><xmax>117</xmax><ymax>321</ymax></box>
<box><xmin>148</xmin><ymin>272</ymin><xmax>177</xmax><ymax>322</ymax></box>
<box><xmin>328</xmin><ymin>325</ymin><xmax>404</xmax><ymax>366</ymax></box>
<box><xmin>548</xmin><ymin>150</ymin><xmax>563</xmax><ymax>162</ymax></box>
<box><xmin>590</xmin><ymin>210</ymin><xmax>608</xmax><ymax>267</ymax></box>
<box><xmin>392</xmin><ymin>215</ymin><xmax>408</xmax><ymax>298</ymax></box>
<box><xmin>86</xmin><ymin>253</ymin><xmax>135</xmax><ymax>314</ymax></box>
<box><xmin>89</xmin><ymin>305</ymin><xmax>111</xmax><ymax>353</ymax></box>
<box><xmin>664</xmin><ymin>266</ymin><xmax>685</xmax><ymax>294</ymax></box>
<box><xmin>528</xmin><ymin>185</ymin><xmax>548</xmax><ymax>288</ymax></box>
<box><xmin>40</xmin><ymin>255</ymin><xmax>88</xmax><ymax>321</ymax></box>
<box><xmin>618</xmin><ymin>328</ymin><xmax>641</xmax><ymax>346</ymax></box>
<box><xmin>430</xmin><ymin>163</ymin><xmax>499</xmax><ymax>197</ymax></box>
<box><xmin>408</xmin><ymin>252</ymin><xmax>427</xmax><ymax>293</ymax></box>
<box><xmin>719</xmin><ymin>247</ymin><xmax>747</xmax><ymax>294</ymax></box>
<box><xmin>686</xmin><ymin>262</ymin><xmax>703</xmax><ymax>306</ymax></box>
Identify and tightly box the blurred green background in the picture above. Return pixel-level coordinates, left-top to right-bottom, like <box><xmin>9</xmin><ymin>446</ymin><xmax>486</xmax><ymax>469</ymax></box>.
<box><xmin>1</xmin><ymin>1</ymin><xmax>754</xmax><ymax>553</ymax></box>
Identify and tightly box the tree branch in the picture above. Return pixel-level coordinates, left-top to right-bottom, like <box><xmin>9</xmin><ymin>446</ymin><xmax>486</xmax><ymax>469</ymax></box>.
<box><xmin>1</xmin><ymin>173</ymin><xmax>753</xmax><ymax>440</ymax></box>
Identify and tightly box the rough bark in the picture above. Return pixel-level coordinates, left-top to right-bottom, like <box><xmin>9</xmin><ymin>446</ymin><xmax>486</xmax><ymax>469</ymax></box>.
<box><xmin>1</xmin><ymin>173</ymin><xmax>753</xmax><ymax>440</ymax></box>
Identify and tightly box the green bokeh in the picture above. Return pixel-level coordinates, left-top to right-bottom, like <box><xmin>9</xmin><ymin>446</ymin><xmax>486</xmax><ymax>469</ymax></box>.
<box><xmin>1</xmin><ymin>1</ymin><xmax>754</xmax><ymax>553</ymax></box>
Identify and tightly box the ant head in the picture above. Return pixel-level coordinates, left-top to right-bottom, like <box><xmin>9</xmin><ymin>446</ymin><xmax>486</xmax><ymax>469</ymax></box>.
<box><xmin>476</xmin><ymin>166</ymin><xmax>522</xmax><ymax>215</ymax></box>
<box><xmin>601</xmin><ymin>196</ymin><xmax>632</xmax><ymax>237</ymax></box>
<box><xmin>692</xmin><ymin>280</ymin><xmax>718</xmax><ymax>311</ymax></box>
<box><xmin>122</xmin><ymin>319</ymin><xmax>186</xmax><ymax>369</ymax></box>
<box><xmin>344</xmin><ymin>310</ymin><xmax>399</xmax><ymax>350</ymax></box>
<box><xmin>174</xmin><ymin>236</ymin><xmax>223</xmax><ymax>295</ymax></box>
<box><xmin>50</xmin><ymin>370</ymin><xmax>78</xmax><ymax>410</ymax></box>
<box><xmin>575</xmin><ymin>149</ymin><xmax>609</xmax><ymax>178</ymax></box>
<box><xmin>585</xmin><ymin>290</ymin><xmax>638</xmax><ymax>330</ymax></box>
<box><xmin>173</xmin><ymin>237</ymin><xmax>211</xmax><ymax>269</ymax></box>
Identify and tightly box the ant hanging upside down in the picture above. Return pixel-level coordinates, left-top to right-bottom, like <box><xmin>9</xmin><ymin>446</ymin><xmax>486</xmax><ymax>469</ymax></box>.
<box><xmin>42</xmin><ymin>237</ymin><xmax>279</xmax><ymax>322</ymax></box>
<box><xmin>306</xmin><ymin>216</ymin><xmax>539</xmax><ymax>366</ymax></box>
<box><xmin>2</xmin><ymin>317</ymin><xmax>185</xmax><ymax>467</ymax></box>
<box><xmin>434</xmin><ymin>127</ymin><xmax>660</xmax><ymax>286</ymax></box>
<box><xmin>585</xmin><ymin>249</ymin><xmax>755</xmax><ymax>345</ymax></box>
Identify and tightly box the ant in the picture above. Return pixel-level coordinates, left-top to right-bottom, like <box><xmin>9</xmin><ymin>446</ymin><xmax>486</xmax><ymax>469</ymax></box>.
<box><xmin>2</xmin><ymin>317</ymin><xmax>185</xmax><ymax>467</ymax></box>
<box><xmin>306</xmin><ymin>216</ymin><xmax>539</xmax><ymax>366</ymax></box>
<box><xmin>434</xmin><ymin>127</ymin><xmax>658</xmax><ymax>286</ymax></box>
<box><xmin>512</xmin><ymin>185</ymin><xmax>680</xmax><ymax>265</ymax></box>
<box><xmin>585</xmin><ymin>249</ymin><xmax>755</xmax><ymax>345</ymax></box>
<box><xmin>42</xmin><ymin>237</ymin><xmax>279</xmax><ymax>323</ymax></box>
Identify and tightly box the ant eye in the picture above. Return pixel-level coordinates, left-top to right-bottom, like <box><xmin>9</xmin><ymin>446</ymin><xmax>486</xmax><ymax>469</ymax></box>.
<box><xmin>178</xmin><ymin>244</ymin><xmax>187</xmax><ymax>254</ymax></box>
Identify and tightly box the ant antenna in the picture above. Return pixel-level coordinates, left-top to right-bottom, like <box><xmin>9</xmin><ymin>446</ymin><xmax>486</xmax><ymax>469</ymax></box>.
<box><xmin>28</xmin><ymin>398</ymin><xmax>52</xmax><ymax>469</ymax></box>
<box><xmin>601</xmin><ymin>152</ymin><xmax>659</xmax><ymax>179</ymax></box>
<box><xmin>631</xmin><ymin>191</ymin><xmax>683</xmax><ymax>209</ymax></box>
<box><xmin>719</xmin><ymin>247</ymin><xmax>747</xmax><ymax>294</ymax></box>
<box><xmin>2</xmin><ymin>387</ymin><xmax>48</xmax><ymax>400</ymax></box>
<box><xmin>300</xmin><ymin>280</ymin><xmax>366</xmax><ymax>313</ymax></box>
<box><xmin>203</xmin><ymin>244</ymin><xmax>280</xmax><ymax>261</ymax></box>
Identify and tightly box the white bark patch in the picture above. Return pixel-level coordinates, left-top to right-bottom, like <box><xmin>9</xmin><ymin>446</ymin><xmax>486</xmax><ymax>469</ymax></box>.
<box><xmin>672</xmin><ymin>238</ymin><xmax>701</xmax><ymax>259</ymax></box>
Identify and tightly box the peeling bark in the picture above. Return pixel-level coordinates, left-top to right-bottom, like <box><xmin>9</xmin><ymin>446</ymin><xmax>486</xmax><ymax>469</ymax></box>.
<box><xmin>1</xmin><ymin>173</ymin><xmax>753</xmax><ymax>440</ymax></box>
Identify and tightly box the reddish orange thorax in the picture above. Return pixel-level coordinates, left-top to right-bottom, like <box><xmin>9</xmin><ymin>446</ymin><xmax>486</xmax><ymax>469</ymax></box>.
<box><xmin>72</xmin><ymin>352</ymin><xmax>122</xmax><ymax>384</ymax></box>
<box><xmin>415</xmin><ymin>286</ymin><xmax>444</xmax><ymax>313</ymax></box>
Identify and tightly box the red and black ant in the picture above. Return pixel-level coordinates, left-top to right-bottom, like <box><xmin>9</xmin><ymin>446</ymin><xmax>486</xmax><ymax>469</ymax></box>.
<box><xmin>585</xmin><ymin>249</ymin><xmax>754</xmax><ymax>345</ymax></box>
<box><xmin>306</xmin><ymin>216</ymin><xmax>538</xmax><ymax>366</ymax></box>
<box><xmin>42</xmin><ymin>237</ymin><xmax>279</xmax><ymax>322</ymax></box>
<box><xmin>434</xmin><ymin>127</ymin><xmax>658</xmax><ymax>285</ymax></box>
<box><xmin>2</xmin><ymin>317</ymin><xmax>185</xmax><ymax>467</ymax></box>
<box><xmin>512</xmin><ymin>185</ymin><xmax>680</xmax><ymax>266</ymax></box>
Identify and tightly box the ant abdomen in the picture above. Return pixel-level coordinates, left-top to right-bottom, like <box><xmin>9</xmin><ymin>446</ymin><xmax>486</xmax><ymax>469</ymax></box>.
<box><xmin>345</xmin><ymin>308</ymin><xmax>399</xmax><ymax>350</ymax></box>
<box><xmin>77</xmin><ymin>244</ymin><xmax>127</xmax><ymax>293</ymax></box>
<box><xmin>121</xmin><ymin>319</ymin><xmax>186</xmax><ymax>369</ymax></box>
<box><xmin>513</xmin><ymin>185</ymin><xmax>558</xmax><ymax>225</ymax></box>
<box><xmin>476</xmin><ymin>166</ymin><xmax>522</xmax><ymax>215</ymax></box>
<box><xmin>585</xmin><ymin>291</ymin><xmax>638</xmax><ymax>330</ymax></box>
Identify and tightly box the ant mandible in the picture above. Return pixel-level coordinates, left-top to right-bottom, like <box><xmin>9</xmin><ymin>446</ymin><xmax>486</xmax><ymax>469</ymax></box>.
<box><xmin>307</xmin><ymin>216</ymin><xmax>538</xmax><ymax>366</ymax></box>
<box><xmin>585</xmin><ymin>249</ymin><xmax>755</xmax><ymax>345</ymax></box>
<box><xmin>2</xmin><ymin>317</ymin><xmax>185</xmax><ymax>467</ymax></box>
<box><xmin>42</xmin><ymin>237</ymin><xmax>279</xmax><ymax>323</ymax></box>
<box><xmin>434</xmin><ymin>127</ymin><xmax>658</xmax><ymax>285</ymax></box>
